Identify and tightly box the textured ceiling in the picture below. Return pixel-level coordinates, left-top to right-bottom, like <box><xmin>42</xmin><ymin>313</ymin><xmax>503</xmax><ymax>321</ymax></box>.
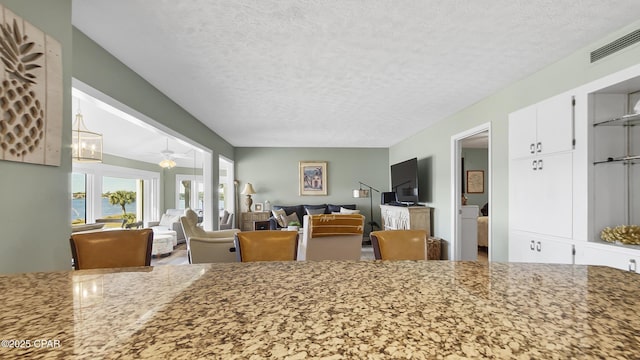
<box><xmin>72</xmin><ymin>0</ymin><xmax>640</xmax><ymax>148</ymax></box>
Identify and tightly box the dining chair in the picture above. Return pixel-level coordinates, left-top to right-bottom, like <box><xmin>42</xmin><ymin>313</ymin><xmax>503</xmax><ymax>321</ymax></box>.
<box><xmin>69</xmin><ymin>229</ymin><xmax>154</xmax><ymax>270</ymax></box>
<box><xmin>369</xmin><ymin>230</ymin><xmax>428</xmax><ymax>260</ymax></box>
<box><xmin>234</xmin><ymin>230</ymin><xmax>298</xmax><ymax>262</ymax></box>
<box><xmin>301</xmin><ymin>214</ymin><xmax>364</xmax><ymax>261</ymax></box>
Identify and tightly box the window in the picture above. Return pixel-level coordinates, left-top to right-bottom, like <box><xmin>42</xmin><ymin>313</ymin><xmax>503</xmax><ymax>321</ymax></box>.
<box><xmin>71</xmin><ymin>173</ymin><xmax>86</xmax><ymax>224</ymax></box>
<box><xmin>219</xmin><ymin>156</ymin><xmax>235</xmax><ymax>216</ymax></box>
<box><xmin>102</xmin><ymin>176</ymin><xmax>140</xmax><ymax>224</ymax></box>
<box><xmin>176</xmin><ymin>175</ymin><xmax>203</xmax><ymax>211</ymax></box>
<box><xmin>72</xmin><ymin>163</ymin><xmax>160</xmax><ymax>225</ymax></box>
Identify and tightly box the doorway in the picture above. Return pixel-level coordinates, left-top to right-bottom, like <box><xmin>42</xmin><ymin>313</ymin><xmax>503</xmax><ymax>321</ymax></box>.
<box><xmin>71</xmin><ymin>80</ymin><xmax>215</xmax><ymax>227</ymax></box>
<box><xmin>451</xmin><ymin>123</ymin><xmax>491</xmax><ymax>261</ymax></box>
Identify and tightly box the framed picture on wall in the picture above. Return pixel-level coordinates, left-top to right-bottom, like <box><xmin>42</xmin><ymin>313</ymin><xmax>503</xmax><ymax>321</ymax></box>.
<box><xmin>466</xmin><ymin>170</ymin><xmax>484</xmax><ymax>194</ymax></box>
<box><xmin>299</xmin><ymin>161</ymin><xmax>327</xmax><ymax>196</ymax></box>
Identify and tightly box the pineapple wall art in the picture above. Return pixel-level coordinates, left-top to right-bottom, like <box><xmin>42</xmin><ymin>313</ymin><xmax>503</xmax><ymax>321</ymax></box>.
<box><xmin>0</xmin><ymin>6</ymin><xmax>62</xmax><ymax>166</ymax></box>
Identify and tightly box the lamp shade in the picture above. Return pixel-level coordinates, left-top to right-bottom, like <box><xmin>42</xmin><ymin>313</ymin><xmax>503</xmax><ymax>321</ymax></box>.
<box><xmin>352</xmin><ymin>189</ymin><xmax>370</xmax><ymax>198</ymax></box>
<box><xmin>241</xmin><ymin>183</ymin><xmax>256</xmax><ymax>195</ymax></box>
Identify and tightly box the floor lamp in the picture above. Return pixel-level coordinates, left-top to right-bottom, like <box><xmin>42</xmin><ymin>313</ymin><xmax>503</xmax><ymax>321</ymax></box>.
<box><xmin>353</xmin><ymin>181</ymin><xmax>380</xmax><ymax>234</ymax></box>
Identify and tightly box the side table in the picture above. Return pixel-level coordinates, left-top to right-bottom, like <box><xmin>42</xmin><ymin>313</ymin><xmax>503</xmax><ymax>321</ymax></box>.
<box><xmin>241</xmin><ymin>212</ymin><xmax>270</xmax><ymax>231</ymax></box>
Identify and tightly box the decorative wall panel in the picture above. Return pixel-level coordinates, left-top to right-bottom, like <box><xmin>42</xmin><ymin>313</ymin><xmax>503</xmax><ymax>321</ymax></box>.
<box><xmin>0</xmin><ymin>5</ymin><xmax>62</xmax><ymax>166</ymax></box>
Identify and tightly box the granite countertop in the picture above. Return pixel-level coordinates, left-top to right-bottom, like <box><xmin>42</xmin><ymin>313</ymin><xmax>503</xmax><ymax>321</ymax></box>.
<box><xmin>1</xmin><ymin>261</ymin><xmax>639</xmax><ymax>359</ymax></box>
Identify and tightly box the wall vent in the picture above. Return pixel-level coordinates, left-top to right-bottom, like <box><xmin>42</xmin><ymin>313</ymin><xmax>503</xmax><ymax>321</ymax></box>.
<box><xmin>591</xmin><ymin>29</ymin><xmax>640</xmax><ymax>63</ymax></box>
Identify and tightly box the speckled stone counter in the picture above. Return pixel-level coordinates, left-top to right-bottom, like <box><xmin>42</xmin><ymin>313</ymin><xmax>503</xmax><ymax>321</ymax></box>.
<box><xmin>1</xmin><ymin>261</ymin><xmax>639</xmax><ymax>359</ymax></box>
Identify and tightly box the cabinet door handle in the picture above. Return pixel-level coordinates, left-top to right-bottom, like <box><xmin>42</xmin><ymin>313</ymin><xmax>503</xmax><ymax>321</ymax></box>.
<box><xmin>530</xmin><ymin>240</ymin><xmax>535</xmax><ymax>251</ymax></box>
<box><xmin>530</xmin><ymin>143</ymin><xmax>535</xmax><ymax>154</ymax></box>
<box><xmin>536</xmin><ymin>142</ymin><xmax>542</xmax><ymax>153</ymax></box>
<box><xmin>536</xmin><ymin>241</ymin><xmax>541</xmax><ymax>252</ymax></box>
<box><xmin>629</xmin><ymin>259</ymin><xmax>637</xmax><ymax>272</ymax></box>
<box><xmin>532</xmin><ymin>160</ymin><xmax>538</xmax><ymax>170</ymax></box>
<box><xmin>537</xmin><ymin>159</ymin><xmax>543</xmax><ymax>170</ymax></box>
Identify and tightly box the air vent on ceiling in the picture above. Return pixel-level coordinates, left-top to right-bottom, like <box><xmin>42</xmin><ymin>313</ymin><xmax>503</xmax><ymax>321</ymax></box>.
<box><xmin>590</xmin><ymin>29</ymin><xmax>640</xmax><ymax>63</ymax></box>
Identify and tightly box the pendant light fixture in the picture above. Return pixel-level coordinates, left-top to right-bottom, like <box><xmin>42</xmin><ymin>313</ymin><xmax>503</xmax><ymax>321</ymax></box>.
<box><xmin>71</xmin><ymin>100</ymin><xmax>103</xmax><ymax>162</ymax></box>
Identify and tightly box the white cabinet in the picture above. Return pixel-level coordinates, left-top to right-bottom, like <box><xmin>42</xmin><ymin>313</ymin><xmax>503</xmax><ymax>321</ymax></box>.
<box><xmin>509</xmin><ymin>231</ymin><xmax>574</xmax><ymax>264</ymax></box>
<box><xmin>509</xmin><ymin>150</ymin><xmax>573</xmax><ymax>238</ymax></box>
<box><xmin>575</xmin><ymin>242</ymin><xmax>640</xmax><ymax>273</ymax></box>
<box><xmin>509</xmin><ymin>93</ymin><xmax>574</xmax><ymax>159</ymax></box>
<box><xmin>509</xmin><ymin>92</ymin><xmax>574</xmax><ymax>241</ymax></box>
<box><xmin>509</xmin><ymin>92</ymin><xmax>575</xmax><ymax>266</ymax></box>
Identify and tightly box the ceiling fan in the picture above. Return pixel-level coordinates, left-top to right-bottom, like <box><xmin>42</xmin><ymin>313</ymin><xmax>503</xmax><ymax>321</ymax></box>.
<box><xmin>158</xmin><ymin>138</ymin><xmax>190</xmax><ymax>168</ymax></box>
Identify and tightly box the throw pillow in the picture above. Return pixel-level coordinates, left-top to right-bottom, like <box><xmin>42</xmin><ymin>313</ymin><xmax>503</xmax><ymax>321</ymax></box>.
<box><xmin>272</xmin><ymin>209</ymin><xmax>287</xmax><ymax>227</ymax></box>
<box><xmin>327</xmin><ymin>204</ymin><xmax>356</xmax><ymax>213</ymax></box>
<box><xmin>340</xmin><ymin>207</ymin><xmax>360</xmax><ymax>214</ymax></box>
<box><xmin>159</xmin><ymin>214</ymin><xmax>178</xmax><ymax>227</ymax></box>
<box><xmin>284</xmin><ymin>212</ymin><xmax>300</xmax><ymax>226</ymax></box>
<box><xmin>306</xmin><ymin>207</ymin><xmax>326</xmax><ymax>215</ymax></box>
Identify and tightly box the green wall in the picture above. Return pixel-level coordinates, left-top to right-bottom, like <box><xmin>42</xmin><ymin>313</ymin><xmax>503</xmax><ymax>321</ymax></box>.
<box><xmin>0</xmin><ymin>0</ymin><xmax>72</xmax><ymax>274</ymax></box>
<box><xmin>0</xmin><ymin>2</ymin><xmax>234</xmax><ymax>274</ymax></box>
<box><xmin>462</xmin><ymin>148</ymin><xmax>488</xmax><ymax>207</ymax></box>
<box><xmin>235</xmin><ymin>147</ymin><xmax>388</xmax><ymax>235</ymax></box>
<box><xmin>390</xmin><ymin>20</ymin><xmax>640</xmax><ymax>261</ymax></box>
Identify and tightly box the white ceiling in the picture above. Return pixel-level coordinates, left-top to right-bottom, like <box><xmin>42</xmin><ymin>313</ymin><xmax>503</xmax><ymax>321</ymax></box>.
<box><xmin>72</xmin><ymin>89</ymin><xmax>204</xmax><ymax>168</ymax></box>
<box><xmin>72</xmin><ymin>0</ymin><xmax>640</xmax><ymax>150</ymax></box>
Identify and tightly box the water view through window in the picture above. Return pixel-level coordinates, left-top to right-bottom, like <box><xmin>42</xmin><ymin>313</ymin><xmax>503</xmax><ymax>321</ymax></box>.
<box><xmin>71</xmin><ymin>174</ymin><xmax>140</xmax><ymax>224</ymax></box>
<box><xmin>102</xmin><ymin>176</ymin><xmax>138</xmax><ymax>223</ymax></box>
<box><xmin>71</xmin><ymin>173</ymin><xmax>86</xmax><ymax>224</ymax></box>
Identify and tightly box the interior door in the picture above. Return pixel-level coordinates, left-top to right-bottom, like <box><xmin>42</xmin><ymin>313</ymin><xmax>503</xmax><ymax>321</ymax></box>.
<box><xmin>460</xmin><ymin>205</ymin><xmax>479</xmax><ymax>261</ymax></box>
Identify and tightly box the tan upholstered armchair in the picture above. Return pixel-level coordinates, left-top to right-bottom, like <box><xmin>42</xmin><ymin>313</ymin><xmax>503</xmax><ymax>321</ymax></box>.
<box><xmin>180</xmin><ymin>209</ymin><xmax>240</xmax><ymax>263</ymax></box>
<box><xmin>301</xmin><ymin>214</ymin><xmax>364</xmax><ymax>261</ymax></box>
<box><xmin>369</xmin><ymin>230</ymin><xmax>429</xmax><ymax>260</ymax></box>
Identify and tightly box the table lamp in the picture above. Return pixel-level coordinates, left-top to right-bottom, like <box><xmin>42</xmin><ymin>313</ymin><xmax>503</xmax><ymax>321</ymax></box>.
<box><xmin>241</xmin><ymin>183</ymin><xmax>256</xmax><ymax>212</ymax></box>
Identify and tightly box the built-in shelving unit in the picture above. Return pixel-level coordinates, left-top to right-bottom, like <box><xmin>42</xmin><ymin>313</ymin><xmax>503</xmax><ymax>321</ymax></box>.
<box><xmin>593</xmin><ymin>112</ymin><xmax>640</xmax><ymax>165</ymax></box>
<box><xmin>589</xmin><ymin>78</ymin><xmax>640</xmax><ymax>249</ymax></box>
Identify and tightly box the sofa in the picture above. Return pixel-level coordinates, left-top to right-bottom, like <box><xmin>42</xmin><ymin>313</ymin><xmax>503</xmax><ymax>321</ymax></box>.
<box><xmin>268</xmin><ymin>204</ymin><xmax>358</xmax><ymax>230</ymax></box>
<box><xmin>148</xmin><ymin>209</ymin><xmax>186</xmax><ymax>244</ymax></box>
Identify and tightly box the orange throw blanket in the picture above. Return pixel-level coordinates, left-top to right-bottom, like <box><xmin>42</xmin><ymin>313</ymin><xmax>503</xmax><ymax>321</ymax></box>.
<box><xmin>309</xmin><ymin>214</ymin><xmax>364</xmax><ymax>237</ymax></box>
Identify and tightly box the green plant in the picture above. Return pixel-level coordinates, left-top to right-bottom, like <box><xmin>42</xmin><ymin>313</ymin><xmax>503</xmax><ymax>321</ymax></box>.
<box><xmin>288</xmin><ymin>221</ymin><xmax>301</xmax><ymax>227</ymax></box>
<box><xmin>105</xmin><ymin>190</ymin><xmax>136</xmax><ymax>221</ymax></box>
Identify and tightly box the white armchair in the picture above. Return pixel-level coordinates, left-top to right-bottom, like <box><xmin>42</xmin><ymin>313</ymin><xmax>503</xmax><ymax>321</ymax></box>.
<box><xmin>180</xmin><ymin>209</ymin><xmax>240</xmax><ymax>263</ymax></box>
<box><xmin>219</xmin><ymin>210</ymin><xmax>235</xmax><ymax>230</ymax></box>
<box><xmin>148</xmin><ymin>209</ymin><xmax>186</xmax><ymax>244</ymax></box>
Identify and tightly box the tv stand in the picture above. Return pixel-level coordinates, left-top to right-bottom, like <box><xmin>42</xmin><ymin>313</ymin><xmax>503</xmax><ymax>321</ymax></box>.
<box><xmin>380</xmin><ymin>205</ymin><xmax>431</xmax><ymax>236</ymax></box>
<box><xmin>387</xmin><ymin>201</ymin><xmax>411</xmax><ymax>207</ymax></box>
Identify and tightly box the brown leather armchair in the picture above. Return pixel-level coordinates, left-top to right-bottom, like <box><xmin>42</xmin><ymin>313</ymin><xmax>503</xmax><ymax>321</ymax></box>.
<box><xmin>69</xmin><ymin>229</ymin><xmax>153</xmax><ymax>270</ymax></box>
<box><xmin>180</xmin><ymin>209</ymin><xmax>240</xmax><ymax>263</ymax></box>
<box><xmin>234</xmin><ymin>231</ymin><xmax>298</xmax><ymax>262</ymax></box>
<box><xmin>370</xmin><ymin>230</ymin><xmax>428</xmax><ymax>260</ymax></box>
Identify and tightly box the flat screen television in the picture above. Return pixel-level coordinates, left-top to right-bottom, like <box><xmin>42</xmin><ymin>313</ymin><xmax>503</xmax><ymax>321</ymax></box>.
<box><xmin>390</xmin><ymin>158</ymin><xmax>419</xmax><ymax>204</ymax></box>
